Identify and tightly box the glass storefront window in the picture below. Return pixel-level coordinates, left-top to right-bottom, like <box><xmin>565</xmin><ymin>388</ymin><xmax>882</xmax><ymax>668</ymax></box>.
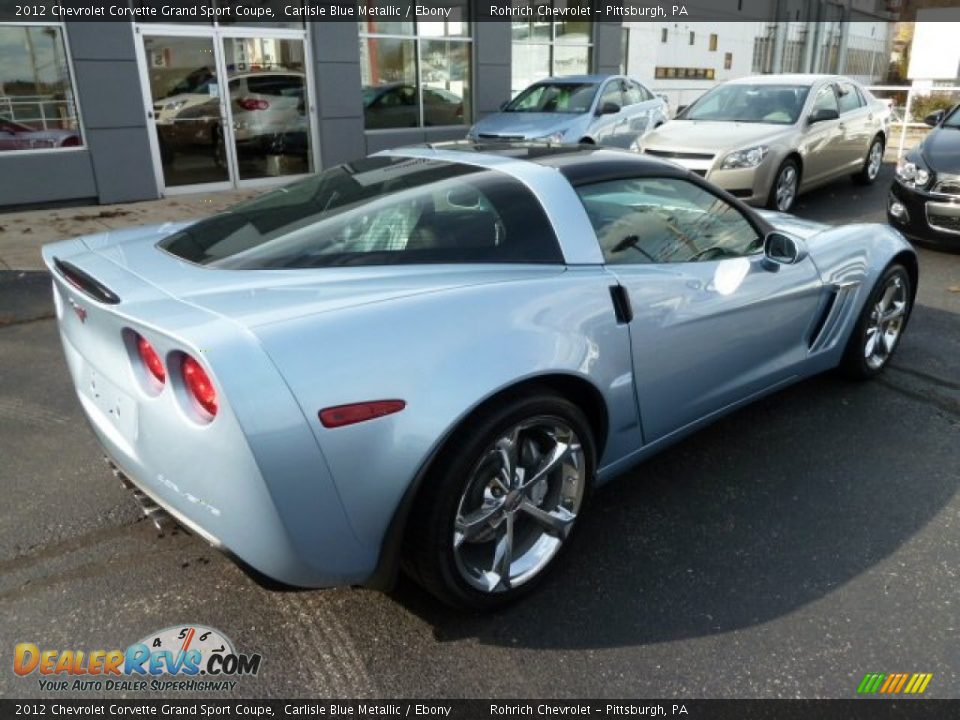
<box><xmin>511</xmin><ymin>12</ymin><xmax>593</xmax><ymax>95</ymax></box>
<box><xmin>0</xmin><ymin>24</ymin><xmax>83</xmax><ymax>153</ymax></box>
<box><xmin>359</xmin><ymin>8</ymin><xmax>472</xmax><ymax>130</ymax></box>
<box><xmin>135</xmin><ymin>0</ymin><xmax>305</xmax><ymax>28</ymax></box>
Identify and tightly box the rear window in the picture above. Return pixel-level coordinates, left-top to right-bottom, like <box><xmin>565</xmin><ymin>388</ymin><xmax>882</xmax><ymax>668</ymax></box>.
<box><xmin>158</xmin><ymin>157</ymin><xmax>562</xmax><ymax>269</ymax></box>
<box><xmin>245</xmin><ymin>76</ymin><xmax>302</xmax><ymax>97</ymax></box>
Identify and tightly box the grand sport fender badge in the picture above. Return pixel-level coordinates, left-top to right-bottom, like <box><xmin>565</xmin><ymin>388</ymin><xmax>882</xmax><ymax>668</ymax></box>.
<box><xmin>68</xmin><ymin>297</ymin><xmax>87</xmax><ymax>323</ymax></box>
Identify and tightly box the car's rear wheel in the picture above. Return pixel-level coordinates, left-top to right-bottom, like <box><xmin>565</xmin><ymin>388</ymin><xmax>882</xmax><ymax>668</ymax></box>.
<box><xmin>839</xmin><ymin>263</ymin><xmax>912</xmax><ymax>379</ymax></box>
<box><xmin>853</xmin><ymin>136</ymin><xmax>884</xmax><ymax>185</ymax></box>
<box><xmin>404</xmin><ymin>390</ymin><xmax>594</xmax><ymax>610</ymax></box>
<box><xmin>767</xmin><ymin>158</ymin><xmax>800</xmax><ymax>213</ymax></box>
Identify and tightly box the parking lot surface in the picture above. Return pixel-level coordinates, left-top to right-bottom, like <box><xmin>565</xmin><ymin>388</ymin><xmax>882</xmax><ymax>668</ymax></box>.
<box><xmin>1</xmin><ymin>164</ymin><xmax>958</xmax><ymax>698</ymax></box>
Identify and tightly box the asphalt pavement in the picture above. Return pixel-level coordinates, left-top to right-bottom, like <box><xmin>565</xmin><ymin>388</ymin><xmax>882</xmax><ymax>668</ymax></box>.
<box><xmin>1</xmin><ymin>164</ymin><xmax>958</xmax><ymax>699</ymax></box>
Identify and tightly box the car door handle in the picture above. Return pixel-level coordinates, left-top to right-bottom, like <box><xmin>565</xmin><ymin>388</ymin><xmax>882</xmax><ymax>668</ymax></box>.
<box><xmin>609</xmin><ymin>285</ymin><xmax>633</xmax><ymax>324</ymax></box>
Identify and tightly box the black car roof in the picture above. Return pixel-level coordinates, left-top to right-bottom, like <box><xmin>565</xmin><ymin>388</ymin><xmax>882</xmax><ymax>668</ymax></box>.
<box><xmin>413</xmin><ymin>141</ymin><xmax>689</xmax><ymax>185</ymax></box>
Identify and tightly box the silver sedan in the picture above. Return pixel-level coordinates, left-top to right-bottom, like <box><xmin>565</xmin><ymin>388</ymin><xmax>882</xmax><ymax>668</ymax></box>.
<box><xmin>639</xmin><ymin>74</ymin><xmax>890</xmax><ymax>212</ymax></box>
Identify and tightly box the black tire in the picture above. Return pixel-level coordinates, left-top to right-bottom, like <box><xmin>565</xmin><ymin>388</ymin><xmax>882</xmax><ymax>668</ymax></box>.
<box><xmin>839</xmin><ymin>263</ymin><xmax>913</xmax><ymax>380</ymax></box>
<box><xmin>853</xmin><ymin>135</ymin><xmax>885</xmax><ymax>185</ymax></box>
<box><xmin>213</xmin><ymin>125</ymin><xmax>227</xmax><ymax>169</ymax></box>
<box><xmin>766</xmin><ymin>158</ymin><xmax>801</xmax><ymax>213</ymax></box>
<box><xmin>403</xmin><ymin>389</ymin><xmax>596</xmax><ymax>611</ymax></box>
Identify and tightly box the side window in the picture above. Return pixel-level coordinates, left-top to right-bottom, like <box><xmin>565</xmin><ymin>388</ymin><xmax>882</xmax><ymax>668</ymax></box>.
<box><xmin>598</xmin><ymin>81</ymin><xmax>624</xmax><ymax>112</ymax></box>
<box><xmin>837</xmin><ymin>82</ymin><xmax>863</xmax><ymax>114</ymax></box>
<box><xmin>624</xmin><ymin>80</ymin><xmax>652</xmax><ymax>105</ymax></box>
<box><xmin>575</xmin><ymin>177</ymin><xmax>762</xmax><ymax>264</ymax></box>
<box><xmin>811</xmin><ymin>84</ymin><xmax>839</xmax><ymax>115</ymax></box>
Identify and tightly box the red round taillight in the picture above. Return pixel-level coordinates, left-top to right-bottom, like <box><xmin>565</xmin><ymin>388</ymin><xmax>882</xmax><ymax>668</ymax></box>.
<box><xmin>136</xmin><ymin>335</ymin><xmax>166</xmax><ymax>384</ymax></box>
<box><xmin>181</xmin><ymin>355</ymin><xmax>217</xmax><ymax>417</ymax></box>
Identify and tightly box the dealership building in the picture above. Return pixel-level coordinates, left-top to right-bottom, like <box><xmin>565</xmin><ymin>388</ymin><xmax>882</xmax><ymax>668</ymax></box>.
<box><xmin>0</xmin><ymin>0</ymin><xmax>895</xmax><ymax>209</ymax></box>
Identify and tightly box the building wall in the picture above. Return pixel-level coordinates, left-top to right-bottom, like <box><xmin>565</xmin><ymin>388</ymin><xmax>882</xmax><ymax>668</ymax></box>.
<box><xmin>1</xmin><ymin>21</ymin><xmax>157</xmax><ymax>208</ymax></box>
<box><xmin>1</xmin><ymin>19</ymin><xmax>528</xmax><ymax>209</ymax></box>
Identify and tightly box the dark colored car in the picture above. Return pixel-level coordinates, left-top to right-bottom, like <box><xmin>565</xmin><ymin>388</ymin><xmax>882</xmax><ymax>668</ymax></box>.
<box><xmin>888</xmin><ymin>104</ymin><xmax>960</xmax><ymax>249</ymax></box>
<box><xmin>362</xmin><ymin>83</ymin><xmax>464</xmax><ymax>129</ymax></box>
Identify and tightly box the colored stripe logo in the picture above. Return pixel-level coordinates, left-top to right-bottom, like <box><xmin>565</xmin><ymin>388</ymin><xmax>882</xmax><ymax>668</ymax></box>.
<box><xmin>857</xmin><ymin>673</ymin><xmax>933</xmax><ymax>695</ymax></box>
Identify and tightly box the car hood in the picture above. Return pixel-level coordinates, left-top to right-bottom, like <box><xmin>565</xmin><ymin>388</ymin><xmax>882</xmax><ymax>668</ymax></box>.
<box><xmin>642</xmin><ymin>120</ymin><xmax>794</xmax><ymax>153</ymax></box>
<box><xmin>472</xmin><ymin>112</ymin><xmax>581</xmax><ymax>138</ymax></box>
<box><xmin>920</xmin><ymin>127</ymin><xmax>960</xmax><ymax>173</ymax></box>
<box><xmin>43</xmin><ymin>222</ymin><xmax>565</xmax><ymax>329</ymax></box>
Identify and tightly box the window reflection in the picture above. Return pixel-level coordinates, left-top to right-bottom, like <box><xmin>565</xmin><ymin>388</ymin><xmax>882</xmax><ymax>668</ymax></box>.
<box><xmin>0</xmin><ymin>25</ymin><xmax>82</xmax><ymax>153</ymax></box>
<box><xmin>359</xmin><ymin>6</ymin><xmax>472</xmax><ymax>130</ymax></box>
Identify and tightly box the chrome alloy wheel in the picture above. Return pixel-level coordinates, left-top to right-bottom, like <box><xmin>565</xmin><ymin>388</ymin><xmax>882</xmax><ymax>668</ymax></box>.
<box><xmin>775</xmin><ymin>165</ymin><xmax>798</xmax><ymax>211</ymax></box>
<box><xmin>453</xmin><ymin>417</ymin><xmax>586</xmax><ymax>593</ymax></box>
<box><xmin>864</xmin><ymin>274</ymin><xmax>907</xmax><ymax>370</ymax></box>
<box><xmin>867</xmin><ymin>141</ymin><xmax>883</xmax><ymax>180</ymax></box>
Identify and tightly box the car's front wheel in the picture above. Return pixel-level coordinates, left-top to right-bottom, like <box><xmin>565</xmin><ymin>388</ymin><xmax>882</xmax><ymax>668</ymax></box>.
<box><xmin>404</xmin><ymin>391</ymin><xmax>594</xmax><ymax>610</ymax></box>
<box><xmin>767</xmin><ymin>158</ymin><xmax>800</xmax><ymax>213</ymax></box>
<box><xmin>839</xmin><ymin>263</ymin><xmax>913</xmax><ymax>379</ymax></box>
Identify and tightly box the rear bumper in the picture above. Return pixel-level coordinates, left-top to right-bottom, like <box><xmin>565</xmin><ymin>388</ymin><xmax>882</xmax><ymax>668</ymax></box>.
<box><xmin>44</xmin><ymin>249</ymin><xmax>376</xmax><ymax>590</ymax></box>
<box><xmin>107</xmin><ymin>457</ymin><xmax>295</xmax><ymax>589</ymax></box>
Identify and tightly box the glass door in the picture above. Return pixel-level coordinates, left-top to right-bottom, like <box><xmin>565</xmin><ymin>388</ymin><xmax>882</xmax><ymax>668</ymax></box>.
<box><xmin>219</xmin><ymin>34</ymin><xmax>314</xmax><ymax>183</ymax></box>
<box><xmin>141</xmin><ymin>34</ymin><xmax>231</xmax><ymax>190</ymax></box>
<box><xmin>138</xmin><ymin>27</ymin><xmax>316</xmax><ymax>195</ymax></box>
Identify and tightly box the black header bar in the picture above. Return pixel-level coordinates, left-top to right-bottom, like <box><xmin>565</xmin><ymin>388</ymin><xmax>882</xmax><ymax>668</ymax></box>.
<box><xmin>3</xmin><ymin>700</ymin><xmax>960</xmax><ymax>719</ymax></box>
<box><xmin>2</xmin><ymin>0</ymin><xmax>958</xmax><ymax>24</ymax></box>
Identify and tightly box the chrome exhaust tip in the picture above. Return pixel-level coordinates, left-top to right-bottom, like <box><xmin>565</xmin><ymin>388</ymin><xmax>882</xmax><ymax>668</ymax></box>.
<box><xmin>106</xmin><ymin>457</ymin><xmax>177</xmax><ymax>536</ymax></box>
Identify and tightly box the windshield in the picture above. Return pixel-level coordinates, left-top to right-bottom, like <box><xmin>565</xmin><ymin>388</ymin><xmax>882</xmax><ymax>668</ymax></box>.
<box><xmin>504</xmin><ymin>82</ymin><xmax>598</xmax><ymax>114</ymax></box>
<box><xmin>944</xmin><ymin>105</ymin><xmax>960</xmax><ymax>128</ymax></box>
<box><xmin>680</xmin><ymin>84</ymin><xmax>811</xmax><ymax>124</ymax></box>
<box><xmin>158</xmin><ymin>157</ymin><xmax>562</xmax><ymax>269</ymax></box>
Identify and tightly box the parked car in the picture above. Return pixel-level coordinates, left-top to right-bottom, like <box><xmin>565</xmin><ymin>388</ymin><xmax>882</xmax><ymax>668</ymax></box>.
<box><xmin>363</xmin><ymin>83</ymin><xmax>465</xmax><ymax>129</ymax></box>
<box><xmin>152</xmin><ymin>67</ymin><xmax>218</xmax><ymax>126</ymax></box>
<box><xmin>888</xmin><ymin>103</ymin><xmax>960</xmax><ymax>249</ymax></box>
<box><xmin>466</xmin><ymin>75</ymin><xmax>669</xmax><ymax>148</ymax></box>
<box><xmin>638</xmin><ymin>74</ymin><xmax>890</xmax><ymax>213</ymax></box>
<box><xmin>43</xmin><ymin>143</ymin><xmax>916</xmax><ymax>610</ymax></box>
<box><xmin>158</xmin><ymin>71</ymin><xmax>306</xmax><ymax>162</ymax></box>
<box><xmin>0</xmin><ymin>118</ymin><xmax>81</xmax><ymax>150</ymax></box>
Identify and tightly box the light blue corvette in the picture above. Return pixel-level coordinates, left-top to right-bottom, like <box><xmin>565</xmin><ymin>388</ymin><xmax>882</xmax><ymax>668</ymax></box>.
<box><xmin>466</xmin><ymin>75</ymin><xmax>669</xmax><ymax>148</ymax></box>
<box><xmin>42</xmin><ymin>143</ymin><xmax>917</xmax><ymax>609</ymax></box>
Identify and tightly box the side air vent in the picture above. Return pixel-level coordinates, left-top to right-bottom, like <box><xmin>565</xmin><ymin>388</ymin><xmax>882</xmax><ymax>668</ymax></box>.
<box><xmin>807</xmin><ymin>290</ymin><xmax>837</xmax><ymax>348</ymax></box>
<box><xmin>809</xmin><ymin>283</ymin><xmax>860</xmax><ymax>353</ymax></box>
<box><xmin>53</xmin><ymin>258</ymin><xmax>121</xmax><ymax>305</ymax></box>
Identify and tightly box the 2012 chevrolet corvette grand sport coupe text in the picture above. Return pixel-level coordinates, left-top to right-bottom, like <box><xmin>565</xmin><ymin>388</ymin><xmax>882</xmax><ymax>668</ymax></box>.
<box><xmin>43</xmin><ymin>143</ymin><xmax>917</xmax><ymax>610</ymax></box>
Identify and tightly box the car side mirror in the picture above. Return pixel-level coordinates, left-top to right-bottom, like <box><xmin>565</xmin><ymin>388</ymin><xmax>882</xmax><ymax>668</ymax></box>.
<box><xmin>763</xmin><ymin>231</ymin><xmax>807</xmax><ymax>268</ymax></box>
<box><xmin>598</xmin><ymin>102</ymin><xmax>621</xmax><ymax>116</ymax></box>
<box><xmin>808</xmin><ymin>108</ymin><xmax>839</xmax><ymax>124</ymax></box>
<box><xmin>923</xmin><ymin>109</ymin><xmax>945</xmax><ymax>127</ymax></box>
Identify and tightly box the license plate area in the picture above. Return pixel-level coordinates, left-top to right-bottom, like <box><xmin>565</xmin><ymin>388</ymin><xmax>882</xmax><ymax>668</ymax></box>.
<box><xmin>79</xmin><ymin>361</ymin><xmax>139</xmax><ymax>447</ymax></box>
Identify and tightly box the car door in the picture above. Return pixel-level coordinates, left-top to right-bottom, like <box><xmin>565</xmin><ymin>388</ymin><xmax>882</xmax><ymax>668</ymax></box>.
<box><xmin>622</xmin><ymin>80</ymin><xmax>661</xmax><ymax>145</ymax></box>
<box><xmin>574</xmin><ymin>175</ymin><xmax>824</xmax><ymax>442</ymax></box>
<box><xmin>800</xmin><ymin>82</ymin><xmax>846</xmax><ymax>186</ymax></box>
<box><xmin>836</xmin><ymin>81</ymin><xmax>873</xmax><ymax>171</ymax></box>
<box><xmin>590</xmin><ymin>80</ymin><xmax>627</xmax><ymax>146</ymax></box>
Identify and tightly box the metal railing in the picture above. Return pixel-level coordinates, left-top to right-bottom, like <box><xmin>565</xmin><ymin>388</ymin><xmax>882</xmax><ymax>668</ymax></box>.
<box><xmin>865</xmin><ymin>84</ymin><xmax>960</xmax><ymax>159</ymax></box>
<box><xmin>0</xmin><ymin>95</ymin><xmax>79</xmax><ymax>131</ymax></box>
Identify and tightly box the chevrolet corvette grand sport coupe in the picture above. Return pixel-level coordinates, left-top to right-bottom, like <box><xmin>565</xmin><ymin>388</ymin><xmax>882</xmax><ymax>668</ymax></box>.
<box><xmin>43</xmin><ymin>143</ymin><xmax>917</xmax><ymax>609</ymax></box>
